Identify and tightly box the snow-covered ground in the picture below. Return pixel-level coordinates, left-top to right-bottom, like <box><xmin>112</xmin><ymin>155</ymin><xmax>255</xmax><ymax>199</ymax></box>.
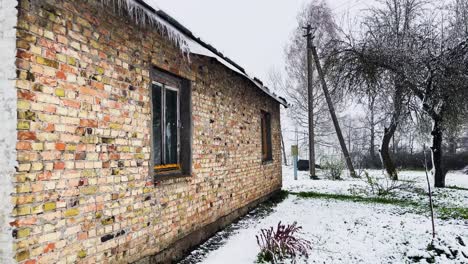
<box><xmin>284</xmin><ymin>168</ymin><xmax>468</xmax><ymax>208</ymax></box>
<box><xmin>181</xmin><ymin>166</ymin><xmax>468</xmax><ymax>264</ymax></box>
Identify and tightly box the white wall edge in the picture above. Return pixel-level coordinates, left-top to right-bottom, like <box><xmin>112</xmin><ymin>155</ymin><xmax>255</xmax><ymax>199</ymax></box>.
<box><xmin>0</xmin><ymin>0</ymin><xmax>18</xmax><ymax>263</ymax></box>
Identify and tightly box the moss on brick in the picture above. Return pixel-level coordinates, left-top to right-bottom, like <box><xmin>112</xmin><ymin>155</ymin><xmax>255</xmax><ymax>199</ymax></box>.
<box><xmin>64</xmin><ymin>208</ymin><xmax>80</xmax><ymax>217</ymax></box>
<box><xmin>37</xmin><ymin>56</ymin><xmax>59</xmax><ymax>68</ymax></box>
<box><xmin>101</xmin><ymin>217</ymin><xmax>114</xmax><ymax>225</ymax></box>
<box><xmin>15</xmin><ymin>250</ymin><xmax>30</xmax><ymax>262</ymax></box>
<box><xmin>77</xmin><ymin>250</ymin><xmax>87</xmax><ymax>258</ymax></box>
<box><xmin>17</xmin><ymin>121</ymin><xmax>30</xmax><ymax>130</ymax></box>
<box><xmin>16</xmin><ymin>228</ymin><xmax>31</xmax><ymax>238</ymax></box>
<box><xmin>55</xmin><ymin>88</ymin><xmax>65</xmax><ymax>97</ymax></box>
<box><xmin>44</xmin><ymin>202</ymin><xmax>57</xmax><ymax>212</ymax></box>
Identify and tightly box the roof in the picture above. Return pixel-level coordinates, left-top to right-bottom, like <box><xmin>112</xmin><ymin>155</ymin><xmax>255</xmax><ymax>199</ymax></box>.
<box><xmin>132</xmin><ymin>0</ymin><xmax>288</xmax><ymax>107</ymax></box>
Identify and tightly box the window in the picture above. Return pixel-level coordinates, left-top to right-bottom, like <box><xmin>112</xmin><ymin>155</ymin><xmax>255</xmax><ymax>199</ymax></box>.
<box><xmin>151</xmin><ymin>69</ymin><xmax>191</xmax><ymax>177</ymax></box>
<box><xmin>261</xmin><ymin>111</ymin><xmax>273</xmax><ymax>162</ymax></box>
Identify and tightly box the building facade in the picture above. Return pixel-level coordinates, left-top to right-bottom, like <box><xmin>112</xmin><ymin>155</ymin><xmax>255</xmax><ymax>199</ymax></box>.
<box><xmin>0</xmin><ymin>0</ymin><xmax>286</xmax><ymax>263</ymax></box>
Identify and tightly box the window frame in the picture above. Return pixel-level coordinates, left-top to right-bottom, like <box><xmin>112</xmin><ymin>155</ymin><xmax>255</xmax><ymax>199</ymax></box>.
<box><xmin>150</xmin><ymin>68</ymin><xmax>192</xmax><ymax>180</ymax></box>
<box><xmin>261</xmin><ymin>110</ymin><xmax>273</xmax><ymax>163</ymax></box>
<box><xmin>152</xmin><ymin>81</ymin><xmax>181</xmax><ymax>171</ymax></box>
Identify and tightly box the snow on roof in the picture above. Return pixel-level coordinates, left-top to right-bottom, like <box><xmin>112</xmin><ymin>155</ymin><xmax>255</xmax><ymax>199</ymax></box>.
<box><xmin>101</xmin><ymin>0</ymin><xmax>288</xmax><ymax>107</ymax></box>
<box><xmin>187</xmin><ymin>39</ymin><xmax>288</xmax><ymax>107</ymax></box>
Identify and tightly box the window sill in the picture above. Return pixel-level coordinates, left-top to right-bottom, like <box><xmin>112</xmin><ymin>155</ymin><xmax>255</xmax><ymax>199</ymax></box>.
<box><xmin>262</xmin><ymin>160</ymin><xmax>274</xmax><ymax>165</ymax></box>
<box><xmin>154</xmin><ymin>170</ymin><xmax>191</xmax><ymax>181</ymax></box>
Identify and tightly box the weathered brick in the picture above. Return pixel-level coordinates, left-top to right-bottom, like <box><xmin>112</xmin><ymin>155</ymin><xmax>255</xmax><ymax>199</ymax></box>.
<box><xmin>36</xmin><ymin>56</ymin><xmax>59</xmax><ymax>68</ymax></box>
<box><xmin>16</xmin><ymin>228</ymin><xmax>31</xmax><ymax>238</ymax></box>
<box><xmin>11</xmin><ymin>1</ymin><xmax>283</xmax><ymax>264</ymax></box>
<box><xmin>64</xmin><ymin>208</ymin><xmax>80</xmax><ymax>217</ymax></box>
<box><xmin>43</xmin><ymin>202</ymin><xmax>57</xmax><ymax>212</ymax></box>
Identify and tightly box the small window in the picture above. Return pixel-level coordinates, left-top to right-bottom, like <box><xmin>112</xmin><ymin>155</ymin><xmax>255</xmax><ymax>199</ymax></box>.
<box><xmin>151</xmin><ymin>69</ymin><xmax>192</xmax><ymax>178</ymax></box>
<box><xmin>261</xmin><ymin>111</ymin><xmax>273</xmax><ymax>162</ymax></box>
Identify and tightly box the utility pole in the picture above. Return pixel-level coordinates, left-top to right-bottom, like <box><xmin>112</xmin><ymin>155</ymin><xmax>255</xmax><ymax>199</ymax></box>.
<box><xmin>310</xmin><ymin>39</ymin><xmax>357</xmax><ymax>178</ymax></box>
<box><xmin>304</xmin><ymin>24</ymin><xmax>317</xmax><ymax>180</ymax></box>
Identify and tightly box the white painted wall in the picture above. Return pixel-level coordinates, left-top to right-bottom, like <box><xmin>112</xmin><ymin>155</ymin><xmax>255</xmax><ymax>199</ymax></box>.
<box><xmin>0</xmin><ymin>0</ymin><xmax>17</xmax><ymax>263</ymax></box>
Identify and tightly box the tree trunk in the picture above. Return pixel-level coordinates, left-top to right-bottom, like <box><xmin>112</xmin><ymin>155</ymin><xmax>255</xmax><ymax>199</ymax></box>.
<box><xmin>380</xmin><ymin>81</ymin><xmax>403</xmax><ymax>180</ymax></box>
<box><xmin>431</xmin><ymin>118</ymin><xmax>447</xmax><ymax>188</ymax></box>
<box><xmin>369</xmin><ymin>98</ymin><xmax>376</xmax><ymax>161</ymax></box>
<box><xmin>380</xmin><ymin>124</ymin><xmax>398</xmax><ymax>180</ymax></box>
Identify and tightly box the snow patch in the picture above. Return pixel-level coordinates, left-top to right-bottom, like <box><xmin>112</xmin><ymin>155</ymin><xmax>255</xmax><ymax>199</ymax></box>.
<box><xmin>0</xmin><ymin>0</ymin><xmax>17</xmax><ymax>263</ymax></box>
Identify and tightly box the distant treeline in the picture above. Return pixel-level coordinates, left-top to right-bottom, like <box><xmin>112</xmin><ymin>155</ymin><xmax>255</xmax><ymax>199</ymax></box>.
<box><xmin>360</xmin><ymin>152</ymin><xmax>468</xmax><ymax>171</ymax></box>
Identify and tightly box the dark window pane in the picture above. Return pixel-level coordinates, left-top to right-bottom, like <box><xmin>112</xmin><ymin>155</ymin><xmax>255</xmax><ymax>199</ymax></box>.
<box><xmin>265</xmin><ymin>113</ymin><xmax>272</xmax><ymax>160</ymax></box>
<box><xmin>261</xmin><ymin>112</ymin><xmax>273</xmax><ymax>162</ymax></box>
<box><xmin>165</xmin><ymin>89</ymin><xmax>178</xmax><ymax>165</ymax></box>
<box><xmin>152</xmin><ymin>84</ymin><xmax>162</xmax><ymax>165</ymax></box>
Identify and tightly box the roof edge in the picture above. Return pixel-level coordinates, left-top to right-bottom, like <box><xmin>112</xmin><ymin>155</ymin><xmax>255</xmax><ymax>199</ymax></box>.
<box><xmin>135</xmin><ymin>0</ymin><xmax>288</xmax><ymax>107</ymax></box>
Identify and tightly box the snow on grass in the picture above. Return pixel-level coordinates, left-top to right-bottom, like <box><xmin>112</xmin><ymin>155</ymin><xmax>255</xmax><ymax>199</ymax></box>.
<box><xmin>284</xmin><ymin>167</ymin><xmax>468</xmax><ymax>208</ymax></box>
<box><xmin>181</xmin><ymin>166</ymin><xmax>468</xmax><ymax>263</ymax></box>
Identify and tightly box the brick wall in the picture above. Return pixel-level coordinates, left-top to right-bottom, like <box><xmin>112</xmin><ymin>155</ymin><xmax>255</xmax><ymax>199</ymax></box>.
<box><xmin>0</xmin><ymin>0</ymin><xmax>18</xmax><ymax>263</ymax></box>
<box><xmin>12</xmin><ymin>0</ymin><xmax>282</xmax><ymax>263</ymax></box>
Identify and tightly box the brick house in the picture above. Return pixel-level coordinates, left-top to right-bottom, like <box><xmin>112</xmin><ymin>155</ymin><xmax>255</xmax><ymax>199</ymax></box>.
<box><xmin>0</xmin><ymin>0</ymin><xmax>287</xmax><ymax>263</ymax></box>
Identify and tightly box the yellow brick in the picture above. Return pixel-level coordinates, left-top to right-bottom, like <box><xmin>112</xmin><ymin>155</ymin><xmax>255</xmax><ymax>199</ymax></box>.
<box><xmin>32</xmin><ymin>205</ymin><xmax>43</xmax><ymax>214</ymax></box>
<box><xmin>66</xmin><ymin>144</ymin><xmax>77</xmax><ymax>151</ymax></box>
<box><xmin>17</xmin><ymin>100</ymin><xmax>31</xmax><ymax>110</ymax></box>
<box><xmin>30</xmin><ymin>45</ymin><xmax>42</xmax><ymax>55</ymax></box>
<box><xmin>56</xmin><ymin>53</ymin><xmax>67</xmax><ymax>63</ymax></box>
<box><xmin>67</xmin><ymin>56</ymin><xmax>76</xmax><ymax>65</ymax></box>
<box><xmin>55</xmin><ymin>88</ymin><xmax>65</xmax><ymax>97</ymax></box>
<box><xmin>16</xmin><ymin>184</ymin><xmax>31</xmax><ymax>193</ymax></box>
<box><xmin>32</xmin><ymin>143</ymin><xmax>44</xmax><ymax>151</ymax></box>
<box><xmin>109</xmin><ymin>123</ymin><xmax>122</xmax><ymax>130</ymax></box>
<box><xmin>80</xmin><ymin>186</ymin><xmax>98</xmax><ymax>195</ymax></box>
<box><xmin>64</xmin><ymin>208</ymin><xmax>80</xmax><ymax>217</ymax></box>
<box><xmin>16</xmin><ymin>228</ymin><xmax>31</xmax><ymax>238</ymax></box>
<box><xmin>36</xmin><ymin>56</ymin><xmax>59</xmax><ymax>68</ymax></box>
<box><xmin>43</xmin><ymin>202</ymin><xmax>56</xmax><ymax>212</ymax></box>
<box><xmin>15</xmin><ymin>251</ymin><xmax>30</xmax><ymax>262</ymax></box>
<box><xmin>77</xmin><ymin>250</ymin><xmax>87</xmax><ymax>259</ymax></box>
<box><xmin>31</xmin><ymin>162</ymin><xmax>44</xmax><ymax>171</ymax></box>
<box><xmin>17</xmin><ymin>121</ymin><xmax>30</xmax><ymax>130</ymax></box>
<box><xmin>15</xmin><ymin>206</ymin><xmax>31</xmax><ymax>216</ymax></box>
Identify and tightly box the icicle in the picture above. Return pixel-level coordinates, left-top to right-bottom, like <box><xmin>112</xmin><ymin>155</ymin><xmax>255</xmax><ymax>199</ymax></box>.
<box><xmin>30</xmin><ymin>0</ymin><xmax>191</xmax><ymax>56</ymax></box>
<box><xmin>99</xmin><ymin>0</ymin><xmax>191</xmax><ymax>56</ymax></box>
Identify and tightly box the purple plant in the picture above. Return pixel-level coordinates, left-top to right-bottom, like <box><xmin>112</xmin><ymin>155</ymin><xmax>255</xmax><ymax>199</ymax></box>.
<box><xmin>256</xmin><ymin>221</ymin><xmax>312</xmax><ymax>263</ymax></box>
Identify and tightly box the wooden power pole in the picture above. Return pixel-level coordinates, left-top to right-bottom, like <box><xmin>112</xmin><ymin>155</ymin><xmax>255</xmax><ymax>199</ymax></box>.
<box><xmin>304</xmin><ymin>25</ymin><xmax>317</xmax><ymax>179</ymax></box>
<box><xmin>310</xmin><ymin>38</ymin><xmax>357</xmax><ymax>178</ymax></box>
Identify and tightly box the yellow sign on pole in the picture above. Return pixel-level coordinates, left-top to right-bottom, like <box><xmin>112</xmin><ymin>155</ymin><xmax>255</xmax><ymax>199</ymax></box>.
<box><xmin>291</xmin><ymin>145</ymin><xmax>298</xmax><ymax>156</ymax></box>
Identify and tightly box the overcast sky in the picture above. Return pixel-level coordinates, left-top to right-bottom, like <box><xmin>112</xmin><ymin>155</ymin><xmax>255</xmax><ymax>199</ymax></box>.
<box><xmin>149</xmin><ymin>0</ymin><xmax>369</xmax><ymax>86</ymax></box>
<box><xmin>146</xmin><ymin>0</ymin><xmax>372</xmax><ymax>154</ymax></box>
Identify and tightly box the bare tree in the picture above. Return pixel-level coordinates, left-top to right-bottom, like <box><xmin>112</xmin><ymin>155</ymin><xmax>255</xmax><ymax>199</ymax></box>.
<box><xmin>334</xmin><ymin>0</ymin><xmax>468</xmax><ymax>187</ymax></box>
<box><xmin>330</xmin><ymin>0</ymin><xmax>428</xmax><ymax>180</ymax></box>
<box><xmin>284</xmin><ymin>1</ymin><xmax>342</xmax><ymax>161</ymax></box>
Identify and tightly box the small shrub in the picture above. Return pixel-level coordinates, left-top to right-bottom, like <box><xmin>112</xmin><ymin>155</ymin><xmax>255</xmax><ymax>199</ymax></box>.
<box><xmin>256</xmin><ymin>221</ymin><xmax>312</xmax><ymax>263</ymax></box>
<box><xmin>322</xmin><ymin>158</ymin><xmax>345</xmax><ymax>180</ymax></box>
<box><xmin>349</xmin><ymin>171</ymin><xmax>414</xmax><ymax>196</ymax></box>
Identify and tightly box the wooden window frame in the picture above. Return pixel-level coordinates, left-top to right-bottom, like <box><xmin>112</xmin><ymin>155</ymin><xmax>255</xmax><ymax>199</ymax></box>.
<box><xmin>152</xmin><ymin>82</ymin><xmax>181</xmax><ymax>171</ymax></box>
<box><xmin>261</xmin><ymin>110</ymin><xmax>273</xmax><ymax>163</ymax></box>
<box><xmin>150</xmin><ymin>68</ymin><xmax>192</xmax><ymax>180</ymax></box>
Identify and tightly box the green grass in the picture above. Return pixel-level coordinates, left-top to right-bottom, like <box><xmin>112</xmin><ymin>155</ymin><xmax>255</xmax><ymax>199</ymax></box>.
<box><xmin>438</xmin><ymin>207</ymin><xmax>468</xmax><ymax>220</ymax></box>
<box><xmin>289</xmin><ymin>191</ymin><xmax>468</xmax><ymax>220</ymax></box>
<box><xmin>291</xmin><ymin>191</ymin><xmax>420</xmax><ymax>207</ymax></box>
<box><xmin>445</xmin><ymin>185</ymin><xmax>468</xmax><ymax>191</ymax></box>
